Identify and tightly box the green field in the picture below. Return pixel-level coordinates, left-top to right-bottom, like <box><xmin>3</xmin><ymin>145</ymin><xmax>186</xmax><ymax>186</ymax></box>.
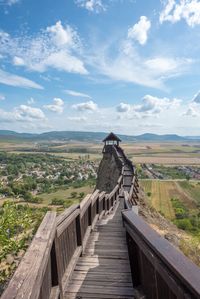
<box><xmin>178</xmin><ymin>181</ymin><xmax>200</xmax><ymax>205</ymax></box>
<box><xmin>141</xmin><ymin>179</ymin><xmax>200</xmax><ymax>237</ymax></box>
<box><xmin>36</xmin><ymin>184</ymin><xmax>95</xmax><ymax>206</ymax></box>
<box><xmin>0</xmin><ymin>184</ymin><xmax>95</xmax><ymax>210</ymax></box>
<box><xmin>141</xmin><ymin>180</ymin><xmax>199</xmax><ymax>219</ymax></box>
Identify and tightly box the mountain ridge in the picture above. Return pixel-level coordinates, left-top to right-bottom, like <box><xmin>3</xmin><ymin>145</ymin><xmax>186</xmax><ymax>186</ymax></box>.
<box><xmin>0</xmin><ymin>130</ymin><xmax>200</xmax><ymax>142</ymax></box>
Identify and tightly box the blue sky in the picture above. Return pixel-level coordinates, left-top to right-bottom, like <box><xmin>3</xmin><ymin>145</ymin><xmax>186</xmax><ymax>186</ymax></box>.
<box><xmin>0</xmin><ymin>0</ymin><xmax>200</xmax><ymax>135</ymax></box>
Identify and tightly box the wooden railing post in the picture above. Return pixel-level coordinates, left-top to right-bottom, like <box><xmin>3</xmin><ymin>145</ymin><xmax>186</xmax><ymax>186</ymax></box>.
<box><xmin>51</xmin><ymin>241</ymin><xmax>59</xmax><ymax>287</ymax></box>
<box><xmin>126</xmin><ymin>232</ymin><xmax>141</xmax><ymax>287</ymax></box>
<box><xmin>76</xmin><ymin>211</ymin><xmax>82</xmax><ymax>247</ymax></box>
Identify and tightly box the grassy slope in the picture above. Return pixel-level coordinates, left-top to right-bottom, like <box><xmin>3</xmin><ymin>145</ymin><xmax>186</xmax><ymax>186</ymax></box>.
<box><xmin>178</xmin><ymin>181</ymin><xmax>200</xmax><ymax>205</ymax></box>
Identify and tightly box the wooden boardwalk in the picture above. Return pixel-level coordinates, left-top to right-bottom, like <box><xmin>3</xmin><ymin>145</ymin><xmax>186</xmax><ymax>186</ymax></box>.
<box><xmin>64</xmin><ymin>200</ymin><xmax>135</xmax><ymax>299</ymax></box>
<box><xmin>2</xmin><ymin>142</ymin><xmax>200</xmax><ymax>299</ymax></box>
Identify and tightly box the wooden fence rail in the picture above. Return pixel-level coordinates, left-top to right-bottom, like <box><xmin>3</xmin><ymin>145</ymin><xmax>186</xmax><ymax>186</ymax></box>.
<box><xmin>122</xmin><ymin>209</ymin><xmax>200</xmax><ymax>299</ymax></box>
<box><xmin>1</xmin><ymin>212</ymin><xmax>57</xmax><ymax>299</ymax></box>
<box><xmin>1</xmin><ymin>175</ymin><xmax>122</xmax><ymax>299</ymax></box>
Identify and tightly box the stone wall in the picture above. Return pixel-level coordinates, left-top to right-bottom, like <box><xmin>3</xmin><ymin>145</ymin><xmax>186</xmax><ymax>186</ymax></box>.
<box><xmin>96</xmin><ymin>149</ymin><xmax>122</xmax><ymax>193</ymax></box>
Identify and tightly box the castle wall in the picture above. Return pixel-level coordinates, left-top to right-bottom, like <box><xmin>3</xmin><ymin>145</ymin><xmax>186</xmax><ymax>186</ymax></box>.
<box><xmin>96</xmin><ymin>146</ymin><xmax>122</xmax><ymax>192</ymax></box>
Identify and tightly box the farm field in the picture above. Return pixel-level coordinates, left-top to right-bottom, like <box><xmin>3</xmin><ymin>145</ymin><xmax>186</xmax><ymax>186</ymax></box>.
<box><xmin>1</xmin><ymin>140</ymin><xmax>200</xmax><ymax>164</ymax></box>
<box><xmin>178</xmin><ymin>181</ymin><xmax>200</xmax><ymax>205</ymax></box>
<box><xmin>133</xmin><ymin>156</ymin><xmax>200</xmax><ymax>165</ymax></box>
<box><xmin>0</xmin><ymin>184</ymin><xmax>95</xmax><ymax>209</ymax></box>
<box><xmin>140</xmin><ymin>180</ymin><xmax>199</xmax><ymax>220</ymax></box>
<box><xmin>35</xmin><ymin>184</ymin><xmax>95</xmax><ymax>207</ymax></box>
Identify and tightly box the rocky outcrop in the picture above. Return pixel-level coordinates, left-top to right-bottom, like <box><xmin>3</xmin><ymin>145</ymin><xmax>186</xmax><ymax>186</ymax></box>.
<box><xmin>96</xmin><ymin>150</ymin><xmax>122</xmax><ymax>193</ymax></box>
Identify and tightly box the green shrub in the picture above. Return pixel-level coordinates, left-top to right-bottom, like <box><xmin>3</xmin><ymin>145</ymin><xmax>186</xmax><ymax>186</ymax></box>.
<box><xmin>70</xmin><ymin>192</ymin><xmax>77</xmax><ymax>198</ymax></box>
<box><xmin>51</xmin><ymin>198</ymin><xmax>65</xmax><ymax>206</ymax></box>
<box><xmin>174</xmin><ymin>218</ymin><xmax>193</xmax><ymax>231</ymax></box>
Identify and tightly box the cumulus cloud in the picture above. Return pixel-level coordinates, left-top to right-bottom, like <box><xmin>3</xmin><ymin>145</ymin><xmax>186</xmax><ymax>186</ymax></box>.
<box><xmin>64</xmin><ymin>89</ymin><xmax>91</xmax><ymax>98</ymax></box>
<box><xmin>0</xmin><ymin>21</ymin><xmax>87</xmax><ymax>75</ymax></box>
<box><xmin>75</xmin><ymin>0</ymin><xmax>106</xmax><ymax>13</ymax></box>
<box><xmin>46</xmin><ymin>21</ymin><xmax>75</xmax><ymax>46</ymax></box>
<box><xmin>128</xmin><ymin>16</ymin><xmax>151</xmax><ymax>45</ymax></box>
<box><xmin>16</xmin><ymin>105</ymin><xmax>46</xmax><ymax>120</ymax></box>
<box><xmin>44</xmin><ymin>98</ymin><xmax>64</xmax><ymax>114</ymax></box>
<box><xmin>135</xmin><ymin>95</ymin><xmax>181</xmax><ymax>114</ymax></box>
<box><xmin>116</xmin><ymin>95</ymin><xmax>181</xmax><ymax>119</ymax></box>
<box><xmin>72</xmin><ymin>100</ymin><xmax>98</xmax><ymax>111</ymax></box>
<box><xmin>0</xmin><ymin>105</ymin><xmax>47</xmax><ymax>123</ymax></box>
<box><xmin>116</xmin><ymin>102</ymin><xmax>131</xmax><ymax>112</ymax></box>
<box><xmin>0</xmin><ymin>69</ymin><xmax>43</xmax><ymax>89</ymax></box>
<box><xmin>160</xmin><ymin>0</ymin><xmax>200</xmax><ymax>27</ymax></box>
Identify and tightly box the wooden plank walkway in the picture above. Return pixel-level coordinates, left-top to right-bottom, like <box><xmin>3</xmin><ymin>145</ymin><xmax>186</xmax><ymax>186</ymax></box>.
<box><xmin>64</xmin><ymin>200</ymin><xmax>135</xmax><ymax>299</ymax></box>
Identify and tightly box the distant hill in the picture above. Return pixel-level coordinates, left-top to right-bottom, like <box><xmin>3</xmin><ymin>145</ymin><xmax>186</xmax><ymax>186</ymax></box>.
<box><xmin>0</xmin><ymin>130</ymin><xmax>200</xmax><ymax>142</ymax></box>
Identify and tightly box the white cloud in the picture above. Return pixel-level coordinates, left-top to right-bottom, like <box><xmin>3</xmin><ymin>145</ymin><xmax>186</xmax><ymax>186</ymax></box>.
<box><xmin>128</xmin><ymin>16</ymin><xmax>151</xmax><ymax>45</ymax></box>
<box><xmin>136</xmin><ymin>95</ymin><xmax>181</xmax><ymax>113</ymax></box>
<box><xmin>160</xmin><ymin>0</ymin><xmax>200</xmax><ymax>27</ymax></box>
<box><xmin>64</xmin><ymin>89</ymin><xmax>91</xmax><ymax>98</ymax></box>
<box><xmin>68</xmin><ymin>116</ymin><xmax>87</xmax><ymax>121</ymax></box>
<box><xmin>116</xmin><ymin>102</ymin><xmax>131</xmax><ymax>112</ymax></box>
<box><xmin>0</xmin><ymin>21</ymin><xmax>88</xmax><ymax>75</ymax></box>
<box><xmin>72</xmin><ymin>100</ymin><xmax>98</xmax><ymax>111</ymax></box>
<box><xmin>182</xmin><ymin>106</ymin><xmax>199</xmax><ymax>117</ymax></box>
<box><xmin>13</xmin><ymin>56</ymin><xmax>25</xmax><ymax>66</ymax></box>
<box><xmin>116</xmin><ymin>95</ymin><xmax>181</xmax><ymax>119</ymax></box>
<box><xmin>92</xmin><ymin>48</ymin><xmax>191</xmax><ymax>89</ymax></box>
<box><xmin>75</xmin><ymin>0</ymin><xmax>106</xmax><ymax>13</ymax></box>
<box><xmin>181</xmin><ymin>90</ymin><xmax>200</xmax><ymax>117</ymax></box>
<box><xmin>0</xmin><ymin>105</ymin><xmax>47</xmax><ymax>123</ymax></box>
<box><xmin>144</xmin><ymin>57</ymin><xmax>192</xmax><ymax>74</ymax></box>
<box><xmin>16</xmin><ymin>105</ymin><xmax>46</xmax><ymax>120</ymax></box>
<box><xmin>88</xmin><ymin>25</ymin><xmax>192</xmax><ymax>89</ymax></box>
<box><xmin>46</xmin><ymin>21</ymin><xmax>75</xmax><ymax>46</ymax></box>
<box><xmin>0</xmin><ymin>69</ymin><xmax>43</xmax><ymax>89</ymax></box>
<box><xmin>44</xmin><ymin>98</ymin><xmax>64</xmax><ymax>114</ymax></box>
<box><xmin>42</xmin><ymin>50</ymin><xmax>87</xmax><ymax>74</ymax></box>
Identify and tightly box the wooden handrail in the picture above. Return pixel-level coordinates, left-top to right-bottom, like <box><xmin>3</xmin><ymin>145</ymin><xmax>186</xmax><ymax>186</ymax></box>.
<box><xmin>1</xmin><ymin>212</ymin><xmax>57</xmax><ymax>299</ymax></box>
<box><xmin>122</xmin><ymin>209</ymin><xmax>200</xmax><ymax>299</ymax></box>
<box><xmin>57</xmin><ymin>203</ymin><xmax>79</xmax><ymax>226</ymax></box>
<box><xmin>0</xmin><ymin>144</ymin><xmax>141</xmax><ymax>299</ymax></box>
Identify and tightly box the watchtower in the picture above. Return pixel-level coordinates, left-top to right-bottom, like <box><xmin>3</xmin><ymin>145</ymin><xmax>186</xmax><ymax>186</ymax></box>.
<box><xmin>102</xmin><ymin>132</ymin><xmax>121</xmax><ymax>153</ymax></box>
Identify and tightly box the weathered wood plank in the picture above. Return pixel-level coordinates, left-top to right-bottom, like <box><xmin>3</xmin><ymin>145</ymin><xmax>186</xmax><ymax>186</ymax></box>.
<box><xmin>64</xmin><ymin>200</ymin><xmax>134</xmax><ymax>299</ymax></box>
<box><xmin>1</xmin><ymin>212</ymin><xmax>57</xmax><ymax>299</ymax></box>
